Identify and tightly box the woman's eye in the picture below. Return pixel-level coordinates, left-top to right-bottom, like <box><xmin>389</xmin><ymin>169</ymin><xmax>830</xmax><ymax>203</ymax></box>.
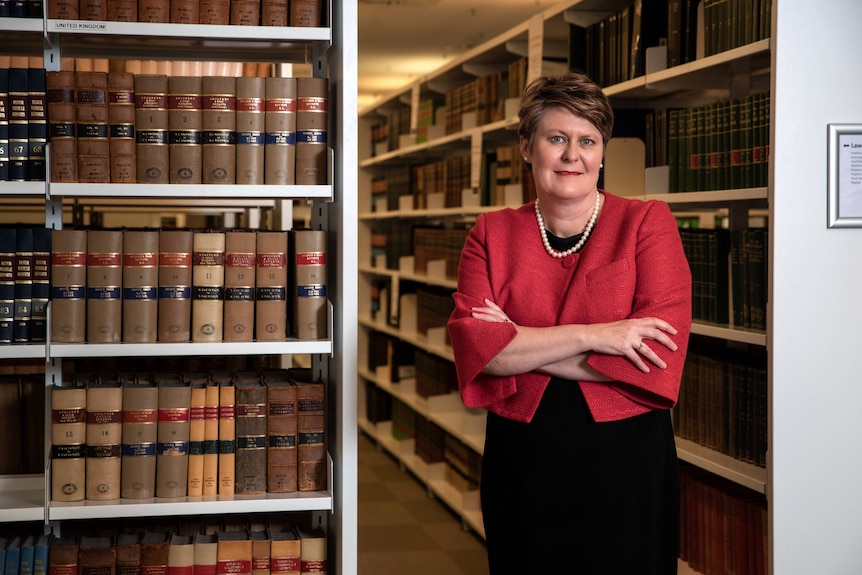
<box><xmin>580</xmin><ymin>138</ymin><xmax>596</xmax><ymax>147</ymax></box>
<box><xmin>550</xmin><ymin>135</ymin><xmax>566</xmax><ymax>144</ymax></box>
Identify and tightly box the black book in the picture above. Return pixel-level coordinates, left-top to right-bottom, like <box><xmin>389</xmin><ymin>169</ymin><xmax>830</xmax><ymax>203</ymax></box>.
<box><xmin>0</xmin><ymin>69</ymin><xmax>9</xmax><ymax>181</ymax></box>
<box><xmin>13</xmin><ymin>225</ymin><xmax>34</xmax><ymax>343</ymax></box>
<box><xmin>30</xmin><ymin>226</ymin><xmax>51</xmax><ymax>342</ymax></box>
<box><xmin>26</xmin><ymin>0</ymin><xmax>42</xmax><ymax>17</ymax></box>
<box><xmin>27</xmin><ymin>67</ymin><xmax>46</xmax><ymax>182</ymax></box>
<box><xmin>0</xmin><ymin>0</ymin><xmax>9</xmax><ymax>17</ymax></box>
<box><xmin>630</xmin><ymin>0</ymin><xmax>669</xmax><ymax>79</ymax></box>
<box><xmin>8</xmin><ymin>66</ymin><xmax>29</xmax><ymax>182</ymax></box>
<box><xmin>0</xmin><ymin>227</ymin><xmax>15</xmax><ymax>344</ymax></box>
<box><xmin>10</xmin><ymin>0</ymin><xmax>24</xmax><ymax>17</ymax></box>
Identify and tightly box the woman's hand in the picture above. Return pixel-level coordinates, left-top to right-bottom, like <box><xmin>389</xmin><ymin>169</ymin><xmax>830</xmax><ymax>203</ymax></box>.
<box><xmin>471</xmin><ymin>298</ymin><xmax>517</xmax><ymax>326</ymax></box>
<box><xmin>585</xmin><ymin>318</ymin><xmax>678</xmax><ymax>372</ymax></box>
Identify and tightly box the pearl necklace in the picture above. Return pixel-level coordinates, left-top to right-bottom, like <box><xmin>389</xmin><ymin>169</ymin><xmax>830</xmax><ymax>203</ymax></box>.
<box><xmin>534</xmin><ymin>191</ymin><xmax>600</xmax><ymax>258</ymax></box>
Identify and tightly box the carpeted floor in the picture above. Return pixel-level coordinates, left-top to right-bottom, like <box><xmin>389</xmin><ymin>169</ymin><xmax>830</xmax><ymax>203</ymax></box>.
<box><xmin>357</xmin><ymin>431</ymin><xmax>490</xmax><ymax>575</ymax></box>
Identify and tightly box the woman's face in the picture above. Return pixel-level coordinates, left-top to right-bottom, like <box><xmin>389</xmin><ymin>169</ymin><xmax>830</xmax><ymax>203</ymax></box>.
<box><xmin>520</xmin><ymin>106</ymin><xmax>604</xmax><ymax>203</ymax></box>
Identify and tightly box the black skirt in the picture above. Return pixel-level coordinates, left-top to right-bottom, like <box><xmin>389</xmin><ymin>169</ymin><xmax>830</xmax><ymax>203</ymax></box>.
<box><xmin>480</xmin><ymin>377</ymin><xmax>680</xmax><ymax>575</ymax></box>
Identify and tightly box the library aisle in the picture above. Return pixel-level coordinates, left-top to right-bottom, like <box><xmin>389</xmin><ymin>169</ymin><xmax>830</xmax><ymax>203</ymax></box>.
<box><xmin>357</xmin><ymin>432</ymin><xmax>490</xmax><ymax>575</ymax></box>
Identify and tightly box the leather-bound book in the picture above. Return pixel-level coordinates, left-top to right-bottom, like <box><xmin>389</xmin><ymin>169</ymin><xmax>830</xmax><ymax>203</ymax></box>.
<box><xmin>185</xmin><ymin>372</ymin><xmax>208</xmax><ymax>496</ymax></box>
<box><xmin>260</xmin><ymin>0</ymin><xmax>285</xmax><ymax>26</ymax></box>
<box><xmin>85</xmin><ymin>378</ymin><xmax>123</xmax><ymax>500</ymax></box>
<box><xmin>215</xmin><ymin>371</ymin><xmax>235</xmax><ymax>495</ymax></box>
<box><xmin>263</xmin><ymin>370</ymin><xmax>297</xmax><ymax>493</ymax></box>
<box><xmin>268</xmin><ymin>528</ymin><xmax>299</xmax><ymax>575</ymax></box>
<box><xmin>80</xmin><ymin>0</ymin><xmax>107</xmax><ymax>20</ymax></box>
<box><xmin>140</xmin><ymin>533</ymin><xmax>170</xmax><ymax>575</ymax></box>
<box><xmin>294</xmin><ymin>372</ymin><xmax>325</xmax><ymax>492</ymax></box>
<box><xmin>86</xmin><ymin>229</ymin><xmax>123</xmax><ymax>343</ymax></box>
<box><xmin>229</xmin><ymin>0</ymin><xmax>258</xmax><ymax>25</ymax></box>
<box><xmin>235</xmin><ymin>77</ymin><xmax>265</xmax><ymax>185</ymax></box>
<box><xmin>51</xmin><ymin>380</ymin><xmax>87</xmax><ymax>502</ymax></box>
<box><xmin>288</xmin><ymin>229</ymin><xmax>326</xmax><ymax>340</ymax></box>
<box><xmin>192</xmin><ymin>534</ymin><xmax>217</xmax><ymax>575</ymax></box>
<box><xmin>121</xmin><ymin>375</ymin><xmax>158</xmax><ymax>499</ymax></box>
<box><xmin>78</xmin><ymin>536</ymin><xmax>116</xmax><ymax>575</ymax></box>
<box><xmin>12</xmin><ymin>225</ymin><xmax>33</xmax><ymax>343</ymax></box>
<box><xmin>158</xmin><ymin>229</ymin><xmax>193</xmax><ymax>342</ymax></box>
<box><xmin>117</xmin><ymin>534</ymin><xmax>141</xmax><ymax>575</ymax></box>
<box><xmin>289</xmin><ymin>0</ymin><xmax>320</xmax><ymax>26</ymax></box>
<box><xmin>254</xmin><ymin>231</ymin><xmax>287</xmax><ymax>341</ymax></box>
<box><xmin>47</xmin><ymin>0</ymin><xmax>78</xmax><ymax>18</ymax></box>
<box><xmin>108</xmin><ymin>71</ymin><xmax>136</xmax><ymax>183</ymax></box>
<box><xmin>294</xmin><ymin>77</ymin><xmax>327</xmax><ymax>185</ymax></box>
<box><xmin>198</xmin><ymin>0</ymin><xmax>228</xmax><ymax>24</ymax></box>
<box><xmin>138</xmin><ymin>0</ymin><xmax>168</xmax><ymax>21</ymax></box>
<box><xmin>295</xmin><ymin>527</ymin><xmax>325</xmax><ymax>575</ymax></box>
<box><xmin>201</xmin><ymin>76</ymin><xmax>236</xmax><ymax>185</ymax></box>
<box><xmin>123</xmin><ymin>229</ymin><xmax>159</xmax><ymax>342</ymax></box>
<box><xmin>46</xmin><ymin>70</ymin><xmax>78</xmax><ymax>183</ymax></box>
<box><xmin>223</xmin><ymin>230</ymin><xmax>256</xmax><ymax>342</ymax></box>
<box><xmin>30</xmin><ymin>227</ymin><xmax>51</xmax><ymax>342</ymax></box>
<box><xmin>0</xmin><ymin>228</ymin><xmax>14</xmax><ymax>343</ymax></box>
<box><xmin>27</xmin><ymin>67</ymin><xmax>47</xmax><ymax>182</ymax></box>
<box><xmin>49</xmin><ymin>538</ymin><xmax>79</xmax><ymax>575</ymax></box>
<box><xmin>168</xmin><ymin>75</ymin><xmax>202</xmax><ymax>184</ymax></box>
<box><xmin>250</xmin><ymin>530</ymin><xmax>269</xmax><ymax>575</ymax></box>
<box><xmin>76</xmin><ymin>71</ymin><xmax>110</xmax><ymax>183</ymax></box>
<box><xmin>135</xmin><ymin>74</ymin><xmax>169</xmax><ymax>184</ymax></box>
<box><xmin>234</xmin><ymin>374</ymin><xmax>267</xmax><ymax>494</ymax></box>
<box><xmin>8</xmin><ymin>65</ymin><xmax>28</xmax><ymax>181</ymax></box>
<box><xmin>1</xmin><ymin>68</ymin><xmax>12</xmax><ymax>182</ymax></box>
<box><xmin>107</xmin><ymin>0</ymin><xmax>137</xmax><ymax>20</ymax></box>
<box><xmin>216</xmin><ymin>532</ymin><xmax>251</xmax><ymax>575</ymax></box>
<box><xmin>167</xmin><ymin>535</ymin><xmax>194</xmax><ymax>575</ymax></box>
<box><xmin>202</xmin><ymin>377</ymin><xmax>220</xmax><ymax>495</ymax></box>
<box><xmin>155</xmin><ymin>374</ymin><xmax>192</xmax><ymax>498</ymax></box>
<box><xmin>263</xmin><ymin>77</ymin><xmax>296</xmax><ymax>185</ymax></box>
<box><xmin>170</xmin><ymin>0</ymin><xmax>198</xmax><ymax>23</ymax></box>
<box><xmin>191</xmin><ymin>229</ymin><xmax>225</xmax><ymax>342</ymax></box>
<box><xmin>50</xmin><ymin>228</ymin><xmax>87</xmax><ymax>342</ymax></box>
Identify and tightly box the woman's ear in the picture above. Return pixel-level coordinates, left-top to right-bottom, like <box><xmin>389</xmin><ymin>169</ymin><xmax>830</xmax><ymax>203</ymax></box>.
<box><xmin>519</xmin><ymin>137</ymin><xmax>529</xmax><ymax>163</ymax></box>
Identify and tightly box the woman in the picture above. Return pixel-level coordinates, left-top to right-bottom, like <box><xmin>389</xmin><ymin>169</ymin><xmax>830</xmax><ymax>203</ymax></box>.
<box><xmin>447</xmin><ymin>73</ymin><xmax>692</xmax><ymax>574</ymax></box>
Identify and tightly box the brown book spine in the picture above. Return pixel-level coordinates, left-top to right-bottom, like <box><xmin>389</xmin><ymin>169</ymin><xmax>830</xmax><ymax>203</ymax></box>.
<box><xmin>254</xmin><ymin>231</ymin><xmax>287</xmax><ymax>341</ymax></box>
<box><xmin>187</xmin><ymin>377</ymin><xmax>207</xmax><ymax>496</ymax></box>
<box><xmin>198</xmin><ymin>0</ymin><xmax>228</xmax><ymax>24</ymax></box>
<box><xmin>170</xmin><ymin>0</ymin><xmax>199</xmax><ymax>22</ymax></box>
<box><xmin>158</xmin><ymin>229</ymin><xmax>193</xmax><ymax>342</ymax></box>
<box><xmin>168</xmin><ymin>535</ymin><xmax>194</xmax><ymax>575</ymax></box>
<box><xmin>86</xmin><ymin>229</ymin><xmax>123</xmax><ymax>343</ymax></box>
<box><xmin>49</xmin><ymin>538</ymin><xmax>80</xmax><ymax>575</ymax></box>
<box><xmin>193</xmin><ymin>534</ymin><xmax>217</xmax><ymax>575</ymax></box>
<box><xmin>250</xmin><ymin>531</ymin><xmax>270</xmax><ymax>575</ymax></box>
<box><xmin>117</xmin><ymin>534</ymin><xmax>142</xmax><ymax>575</ymax></box>
<box><xmin>269</xmin><ymin>530</ymin><xmax>299</xmax><ymax>575</ymax></box>
<box><xmin>107</xmin><ymin>0</ymin><xmax>138</xmax><ymax>20</ymax></box>
<box><xmin>47</xmin><ymin>0</ymin><xmax>79</xmax><ymax>18</ymax></box>
<box><xmin>169</xmin><ymin>76</ymin><xmax>203</xmax><ymax>184</ymax></box>
<box><xmin>264</xmin><ymin>374</ymin><xmax>297</xmax><ymax>493</ymax></box>
<box><xmin>156</xmin><ymin>378</ymin><xmax>192</xmax><ymax>498</ymax></box>
<box><xmin>79</xmin><ymin>536</ymin><xmax>117</xmax><ymax>575</ymax></box>
<box><xmin>229</xmin><ymin>0</ymin><xmax>258</xmax><ymax>25</ymax></box>
<box><xmin>123</xmin><ymin>229</ymin><xmax>159</xmax><ymax>342</ymax></box>
<box><xmin>201</xmin><ymin>76</ymin><xmax>236</xmax><ymax>184</ymax></box>
<box><xmin>141</xmin><ymin>532</ymin><xmax>170</xmax><ymax>575</ymax></box>
<box><xmin>295</xmin><ymin>527</ymin><xmax>325</xmax><ymax>575</ymax></box>
<box><xmin>289</xmin><ymin>0</ymin><xmax>321</xmax><ymax>26</ymax></box>
<box><xmin>51</xmin><ymin>382</ymin><xmax>87</xmax><ymax>502</ymax></box>
<box><xmin>260</xmin><ymin>0</ymin><xmax>285</xmax><ymax>26</ymax></box>
<box><xmin>216</xmin><ymin>532</ymin><xmax>251</xmax><ymax>575</ymax></box>
<box><xmin>202</xmin><ymin>379</ymin><xmax>220</xmax><ymax>495</ymax></box>
<box><xmin>191</xmin><ymin>230</ymin><xmax>225</xmax><ymax>342</ymax></box>
<box><xmin>234</xmin><ymin>377</ymin><xmax>267</xmax><ymax>494</ymax></box>
<box><xmin>138</xmin><ymin>0</ymin><xmax>169</xmax><ymax>21</ymax></box>
<box><xmin>294</xmin><ymin>77</ymin><xmax>328</xmax><ymax>185</ymax></box>
<box><xmin>85</xmin><ymin>379</ymin><xmax>123</xmax><ymax>500</ymax></box>
<box><xmin>76</xmin><ymin>71</ymin><xmax>110</xmax><ymax>183</ymax></box>
<box><xmin>121</xmin><ymin>377</ymin><xmax>158</xmax><ymax>499</ymax></box>
<box><xmin>80</xmin><ymin>0</ymin><xmax>108</xmax><ymax>20</ymax></box>
<box><xmin>235</xmin><ymin>77</ymin><xmax>265</xmax><ymax>185</ymax></box>
<box><xmin>264</xmin><ymin>77</ymin><xmax>296</xmax><ymax>185</ymax></box>
<box><xmin>50</xmin><ymin>229</ymin><xmax>87</xmax><ymax>343</ymax></box>
<box><xmin>108</xmin><ymin>71</ymin><xmax>137</xmax><ymax>183</ymax></box>
<box><xmin>135</xmin><ymin>74</ymin><xmax>169</xmax><ymax>184</ymax></box>
<box><xmin>289</xmin><ymin>229</ymin><xmax>326</xmax><ymax>339</ymax></box>
<box><xmin>46</xmin><ymin>71</ymin><xmax>78</xmax><ymax>183</ymax></box>
<box><xmin>223</xmin><ymin>230</ymin><xmax>256</xmax><ymax>342</ymax></box>
<box><xmin>295</xmin><ymin>377</ymin><xmax>326</xmax><ymax>492</ymax></box>
<box><xmin>217</xmin><ymin>376</ymin><xmax>236</xmax><ymax>495</ymax></box>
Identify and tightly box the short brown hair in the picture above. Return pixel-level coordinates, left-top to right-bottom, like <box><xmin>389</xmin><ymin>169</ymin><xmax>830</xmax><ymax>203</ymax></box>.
<box><xmin>518</xmin><ymin>72</ymin><xmax>614</xmax><ymax>149</ymax></box>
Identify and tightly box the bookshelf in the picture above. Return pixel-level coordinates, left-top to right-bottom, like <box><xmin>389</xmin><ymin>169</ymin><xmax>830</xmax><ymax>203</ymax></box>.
<box><xmin>0</xmin><ymin>4</ymin><xmax>358</xmax><ymax>574</ymax></box>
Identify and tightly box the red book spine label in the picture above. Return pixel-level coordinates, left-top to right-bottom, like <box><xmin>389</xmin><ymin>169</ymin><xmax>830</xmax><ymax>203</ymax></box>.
<box><xmin>226</xmin><ymin>253</ymin><xmax>255</xmax><ymax>268</ymax></box>
<box><xmin>265</xmin><ymin>99</ymin><xmax>295</xmax><ymax>113</ymax></box>
<box><xmin>87</xmin><ymin>410</ymin><xmax>123</xmax><ymax>424</ymax></box>
<box><xmin>236</xmin><ymin>98</ymin><xmax>264</xmax><ymax>113</ymax></box>
<box><xmin>257</xmin><ymin>253</ymin><xmax>286</xmax><ymax>268</ymax></box>
<box><xmin>169</xmin><ymin>95</ymin><xmax>202</xmax><ymax>109</ymax></box>
<box><xmin>216</xmin><ymin>561</ymin><xmax>251</xmax><ymax>575</ymax></box>
<box><xmin>190</xmin><ymin>405</ymin><xmax>206</xmax><ymax>421</ymax></box>
<box><xmin>269</xmin><ymin>558</ymin><xmax>299</xmax><ymax>573</ymax></box>
<box><xmin>159</xmin><ymin>407</ymin><xmax>190</xmax><ymax>422</ymax></box>
<box><xmin>52</xmin><ymin>251</ymin><xmax>86</xmax><ymax>266</ymax></box>
<box><xmin>88</xmin><ymin>252</ymin><xmax>122</xmax><ymax>267</ymax></box>
<box><xmin>203</xmin><ymin>96</ymin><xmax>236</xmax><ymax>111</ymax></box>
<box><xmin>299</xmin><ymin>561</ymin><xmax>325</xmax><ymax>574</ymax></box>
<box><xmin>124</xmin><ymin>408</ymin><xmax>158</xmax><ymax>423</ymax></box>
<box><xmin>168</xmin><ymin>567</ymin><xmax>193</xmax><ymax>575</ymax></box>
<box><xmin>136</xmin><ymin>94</ymin><xmax>169</xmax><ymax>109</ymax></box>
<box><xmin>125</xmin><ymin>252</ymin><xmax>158</xmax><ymax>267</ymax></box>
<box><xmin>160</xmin><ymin>252</ymin><xmax>192</xmax><ymax>267</ymax></box>
<box><xmin>296</xmin><ymin>252</ymin><xmax>325</xmax><ymax>266</ymax></box>
<box><xmin>53</xmin><ymin>407</ymin><xmax>86</xmax><ymax>423</ymax></box>
<box><xmin>297</xmin><ymin>98</ymin><xmax>327</xmax><ymax>112</ymax></box>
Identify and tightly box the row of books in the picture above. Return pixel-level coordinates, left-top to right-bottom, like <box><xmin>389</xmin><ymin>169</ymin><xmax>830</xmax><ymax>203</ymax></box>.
<box><xmin>44</xmin><ymin>0</ymin><xmax>323</xmax><ymax>26</ymax></box>
<box><xmin>1</xmin><ymin>67</ymin><xmax>329</xmax><ymax>184</ymax></box>
<box><xmin>367</xmin><ymin>332</ymin><xmax>457</xmax><ymax>400</ymax></box>
<box><xmin>0</xmin><ymin>0</ymin><xmax>41</xmax><ymax>17</ymax></box>
<box><xmin>702</xmin><ymin>0</ymin><xmax>772</xmax><ymax>58</ymax></box>
<box><xmin>0</xmin><ymin>525</ymin><xmax>325</xmax><ymax>575</ymax></box>
<box><xmin>680</xmin><ymin>226</ymin><xmax>767</xmax><ymax>330</ymax></box>
<box><xmin>1</xmin><ymin>225</ymin><xmax>327</xmax><ymax>345</ymax></box>
<box><xmin>51</xmin><ymin>367</ymin><xmax>326</xmax><ymax>502</ymax></box>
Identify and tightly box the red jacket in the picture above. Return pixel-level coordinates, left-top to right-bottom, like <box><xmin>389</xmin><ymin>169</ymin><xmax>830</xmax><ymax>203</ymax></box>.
<box><xmin>447</xmin><ymin>192</ymin><xmax>692</xmax><ymax>423</ymax></box>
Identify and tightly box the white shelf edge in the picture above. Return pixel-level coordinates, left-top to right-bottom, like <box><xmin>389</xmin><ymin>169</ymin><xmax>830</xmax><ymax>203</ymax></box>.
<box><xmin>44</xmin><ymin>19</ymin><xmax>331</xmax><ymax>42</ymax></box>
<box><xmin>675</xmin><ymin>437</ymin><xmax>767</xmax><ymax>494</ymax></box>
<box><xmin>48</xmin><ymin>183</ymin><xmax>333</xmax><ymax>200</ymax></box>
<box><xmin>49</xmin><ymin>339</ymin><xmax>332</xmax><ymax>358</ymax></box>
<box><xmin>358</xmin><ymin>205</ymin><xmax>501</xmax><ymax>221</ymax></box>
<box><xmin>0</xmin><ymin>475</ymin><xmax>46</xmax><ymax>523</ymax></box>
<box><xmin>646</xmin><ymin>39</ymin><xmax>771</xmax><ymax>85</ymax></box>
<box><xmin>690</xmin><ymin>322</ymin><xmax>767</xmax><ymax>346</ymax></box>
<box><xmin>358</xmin><ymin>265</ymin><xmax>458</xmax><ymax>290</ymax></box>
<box><xmin>0</xmin><ymin>343</ymin><xmax>48</xmax><ymax>359</ymax></box>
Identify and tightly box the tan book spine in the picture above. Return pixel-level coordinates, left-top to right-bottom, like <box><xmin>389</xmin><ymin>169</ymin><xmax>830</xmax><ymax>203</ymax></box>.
<box><xmin>191</xmin><ymin>230</ymin><xmax>225</xmax><ymax>342</ymax></box>
<box><xmin>156</xmin><ymin>378</ymin><xmax>192</xmax><ymax>498</ymax></box>
<box><xmin>49</xmin><ymin>538</ymin><xmax>79</xmax><ymax>575</ymax></box>
<box><xmin>107</xmin><ymin>0</ymin><xmax>138</xmax><ymax>21</ymax></box>
<box><xmin>229</xmin><ymin>0</ymin><xmax>258</xmax><ymax>25</ymax></box>
<box><xmin>250</xmin><ymin>531</ymin><xmax>270</xmax><ymax>575</ymax></box>
<box><xmin>235</xmin><ymin>77</ymin><xmax>265</xmax><ymax>185</ymax></box>
<box><xmin>109</xmin><ymin>71</ymin><xmax>137</xmax><ymax>183</ymax></box>
<box><xmin>265</xmin><ymin>376</ymin><xmax>297</xmax><ymax>493</ymax></box>
<box><xmin>235</xmin><ymin>377</ymin><xmax>267</xmax><ymax>494</ymax></box>
<box><xmin>198</xmin><ymin>0</ymin><xmax>228</xmax><ymax>24</ymax></box>
<box><xmin>50</xmin><ymin>382</ymin><xmax>87</xmax><ymax>502</ymax></box>
<box><xmin>216</xmin><ymin>532</ymin><xmax>251</xmax><ymax>575</ymax></box>
<box><xmin>295</xmin><ymin>377</ymin><xmax>326</xmax><ymax>492</ymax></box>
<box><xmin>193</xmin><ymin>534</ymin><xmax>218</xmax><ymax>575</ymax></box>
<box><xmin>158</xmin><ymin>229</ymin><xmax>193</xmax><ymax>342</ymax></box>
<box><xmin>260</xmin><ymin>0</ymin><xmax>286</xmax><ymax>26</ymax></box>
<box><xmin>203</xmin><ymin>379</ymin><xmax>220</xmax><ymax>495</ymax></box>
<box><xmin>254</xmin><ymin>231</ymin><xmax>287</xmax><ymax>341</ymax></box>
<box><xmin>123</xmin><ymin>229</ymin><xmax>159</xmax><ymax>342</ymax></box>
<box><xmin>264</xmin><ymin>77</ymin><xmax>296</xmax><ymax>185</ymax></box>
<box><xmin>138</xmin><ymin>0</ymin><xmax>169</xmax><ymax>21</ymax></box>
<box><xmin>294</xmin><ymin>77</ymin><xmax>328</xmax><ymax>185</ymax></box>
<box><xmin>168</xmin><ymin>535</ymin><xmax>194</xmax><ymax>575</ymax></box>
<box><xmin>117</xmin><ymin>533</ymin><xmax>142</xmax><ymax>575</ymax></box>
<box><xmin>141</xmin><ymin>532</ymin><xmax>170</xmax><ymax>575</ymax></box>
<box><xmin>79</xmin><ymin>536</ymin><xmax>117</xmax><ymax>575</ymax></box>
<box><xmin>85</xmin><ymin>379</ymin><xmax>123</xmax><ymax>500</ymax></box>
<box><xmin>121</xmin><ymin>377</ymin><xmax>158</xmax><ymax>499</ymax></box>
<box><xmin>289</xmin><ymin>229</ymin><xmax>326</xmax><ymax>340</ymax></box>
<box><xmin>268</xmin><ymin>530</ymin><xmax>299</xmax><ymax>575</ymax></box>
<box><xmin>169</xmin><ymin>76</ymin><xmax>203</xmax><ymax>184</ymax></box>
<box><xmin>80</xmin><ymin>0</ymin><xmax>108</xmax><ymax>21</ymax></box>
<box><xmin>47</xmin><ymin>0</ymin><xmax>79</xmax><ymax>18</ymax></box>
<box><xmin>86</xmin><ymin>229</ymin><xmax>123</xmax><ymax>343</ymax></box>
<box><xmin>50</xmin><ymin>229</ymin><xmax>87</xmax><ymax>343</ymax></box>
<box><xmin>135</xmin><ymin>74</ymin><xmax>170</xmax><ymax>184</ymax></box>
<box><xmin>217</xmin><ymin>376</ymin><xmax>236</xmax><ymax>495</ymax></box>
<box><xmin>187</xmin><ymin>378</ymin><xmax>207</xmax><ymax>496</ymax></box>
<box><xmin>170</xmin><ymin>0</ymin><xmax>199</xmax><ymax>23</ymax></box>
<box><xmin>289</xmin><ymin>0</ymin><xmax>321</xmax><ymax>27</ymax></box>
<box><xmin>201</xmin><ymin>76</ymin><xmax>236</xmax><ymax>184</ymax></box>
<box><xmin>76</xmin><ymin>71</ymin><xmax>110</xmax><ymax>183</ymax></box>
<box><xmin>223</xmin><ymin>230</ymin><xmax>256</xmax><ymax>342</ymax></box>
<box><xmin>46</xmin><ymin>71</ymin><xmax>78</xmax><ymax>183</ymax></box>
<box><xmin>295</xmin><ymin>527</ymin><xmax>326</xmax><ymax>575</ymax></box>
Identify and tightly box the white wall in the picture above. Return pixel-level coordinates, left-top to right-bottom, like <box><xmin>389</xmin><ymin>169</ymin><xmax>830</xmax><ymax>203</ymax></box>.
<box><xmin>770</xmin><ymin>1</ymin><xmax>862</xmax><ymax>572</ymax></box>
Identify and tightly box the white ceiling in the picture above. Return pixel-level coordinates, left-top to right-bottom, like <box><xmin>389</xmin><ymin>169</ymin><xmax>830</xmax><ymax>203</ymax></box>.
<box><xmin>357</xmin><ymin>0</ymin><xmax>557</xmax><ymax>110</ymax></box>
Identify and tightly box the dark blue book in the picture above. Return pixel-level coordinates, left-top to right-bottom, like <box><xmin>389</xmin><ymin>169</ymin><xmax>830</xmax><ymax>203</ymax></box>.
<box><xmin>17</xmin><ymin>537</ymin><xmax>34</xmax><ymax>575</ymax></box>
<box><xmin>27</xmin><ymin>68</ymin><xmax>46</xmax><ymax>181</ymax></box>
<box><xmin>26</xmin><ymin>0</ymin><xmax>42</xmax><ymax>17</ymax></box>
<box><xmin>30</xmin><ymin>226</ymin><xmax>51</xmax><ymax>342</ymax></box>
<box><xmin>4</xmin><ymin>537</ymin><xmax>22</xmax><ymax>575</ymax></box>
<box><xmin>0</xmin><ymin>227</ymin><xmax>14</xmax><ymax>344</ymax></box>
<box><xmin>8</xmin><ymin>67</ymin><xmax>29</xmax><ymax>182</ymax></box>
<box><xmin>13</xmin><ymin>225</ymin><xmax>34</xmax><ymax>343</ymax></box>
<box><xmin>30</xmin><ymin>535</ymin><xmax>49</xmax><ymax>575</ymax></box>
<box><xmin>0</xmin><ymin>0</ymin><xmax>10</xmax><ymax>17</ymax></box>
<box><xmin>0</xmin><ymin>68</ymin><xmax>9</xmax><ymax>181</ymax></box>
<box><xmin>0</xmin><ymin>537</ymin><xmax>8</xmax><ymax>575</ymax></box>
<box><xmin>9</xmin><ymin>0</ymin><xmax>24</xmax><ymax>17</ymax></box>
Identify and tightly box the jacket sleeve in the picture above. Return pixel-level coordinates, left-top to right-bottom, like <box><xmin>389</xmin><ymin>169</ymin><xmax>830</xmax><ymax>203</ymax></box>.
<box><xmin>585</xmin><ymin>200</ymin><xmax>692</xmax><ymax>413</ymax></box>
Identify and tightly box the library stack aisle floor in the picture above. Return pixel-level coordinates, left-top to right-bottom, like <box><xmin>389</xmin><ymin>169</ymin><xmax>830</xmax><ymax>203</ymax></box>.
<box><xmin>358</xmin><ymin>432</ymin><xmax>490</xmax><ymax>575</ymax></box>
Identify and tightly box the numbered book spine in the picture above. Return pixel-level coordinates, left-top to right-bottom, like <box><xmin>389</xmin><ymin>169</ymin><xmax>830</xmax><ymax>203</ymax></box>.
<box><xmin>76</xmin><ymin>71</ymin><xmax>110</xmax><ymax>183</ymax></box>
<box><xmin>46</xmin><ymin>70</ymin><xmax>78</xmax><ymax>183</ymax></box>
<box><xmin>192</xmin><ymin>230</ymin><xmax>226</xmax><ymax>342</ymax></box>
<box><xmin>50</xmin><ymin>381</ymin><xmax>87</xmax><ymax>502</ymax></box>
<box><xmin>12</xmin><ymin>225</ymin><xmax>33</xmax><ymax>343</ymax></box>
<box><xmin>156</xmin><ymin>376</ymin><xmax>192</xmax><ymax>498</ymax></box>
<box><xmin>289</xmin><ymin>229</ymin><xmax>326</xmax><ymax>339</ymax></box>
<box><xmin>135</xmin><ymin>74</ymin><xmax>169</xmax><ymax>184</ymax></box>
<box><xmin>217</xmin><ymin>374</ymin><xmax>236</xmax><ymax>495</ymax></box>
<box><xmin>223</xmin><ymin>230</ymin><xmax>256</xmax><ymax>342</ymax></box>
<box><xmin>0</xmin><ymin>228</ymin><xmax>14</xmax><ymax>343</ymax></box>
<box><xmin>27</xmin><ymin>66</ymin><xmax>47</xmax><ymax>182</ymax></box>
<box><xmin>202</xmin><ymin>76</ymin><xmax>236</xmax><ymax>184</ymax></box>
<box><xmin>121</xmin><ymin>375</ymin><xmax>158</xmax><ymax>499</ymax></box>
<box><xmin>8</xmin><ymin>65</ymin><xmax>29</xmax><ymax>181</ymax></box>
<box><xmin>0</xmin><ymin>68</ymin><xmax>10</xmax><ymax>181</ymax></box>
<box><xmin>254</xmin><ymin>231</ymin><xmax>287</xmax><ymax>341</ymax></box>
<box><xmin>86</xmin><ymin>229</ymin><xmax>123</xmax><ymax>343</ymax></box>
<box><xmin>158</xmin><ymin>229</ymin><xmax>193</xmax><ymax>342</ymax></box>
<box><xmin>123</xmin><ymin>229</ymin><xmax>159</xmax><ymax>342</ymax></box>
<box><xmin>264</xmin><ymin>77</ymin><xmax>296</xmax><ymax>185</ymax></box>
<box><xmin>186</xmin><ymin>374</ymin><xmax>207</xmax><ymax>496</ymax></box>
<box><xmin>48</xmin><ymin>538</ymin><xmax>79</xmax><ymax>575</ymax></box>
<box><xmin>235</xmin><ymin>77</ymin><xmax>265</xmax><ymax>185</ymax></box>
<box><xmin>234</xmin><ymin>377</ymin><xmax>267</xmax><ymax>494</ymax></box>
<box><xmin>169</xmin><ymin>75</ymin><xmax>203</xmax><ymax>184</ymax></box>
<box><xmin>264</xmin><ymin>372</ymin><xmax>297</xmax><ymax>493</ymax></box>
<box><xmin>108</xmin><ymin>71</ymin><xmax>137</xmax><ymax>183</ymax></box>
<box><xmin>50</xmin><ymin>228</ymin><xmax>87</xmax><ymax>342</ymax></box>
<box><xmin>203</xmin><ymin>378</ymin><xmax>220</xmax><ymax>495</ymax></box>
<box><xmin>30</xmin><ymin>227</ymin><xmax>50</xmax><ymax>342</ymax></box>
<box><xmin>295</xmin><ymin>77</ymin><xmax>328</xmax><ymax>185</ymax></box>
<box><xmin>85</xmin><ymin>378</ymin><xmax>123</xmax><ymax>500</ymax></box>
<box><xmin>295</xmin><ymin>376</ymin><xmax>326</xmax><ymax>492</ymax></box>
